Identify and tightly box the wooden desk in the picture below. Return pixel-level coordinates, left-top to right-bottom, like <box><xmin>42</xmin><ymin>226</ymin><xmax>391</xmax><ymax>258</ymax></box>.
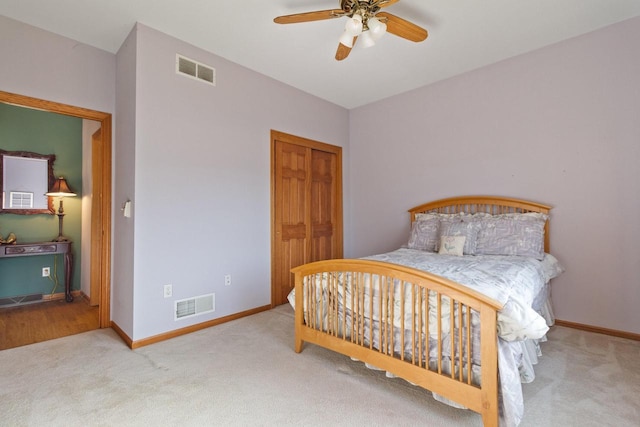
<box><xmin>0</xmin><ymin>241</ymin><xmax>74</xmax><ymax>302</ymax></box>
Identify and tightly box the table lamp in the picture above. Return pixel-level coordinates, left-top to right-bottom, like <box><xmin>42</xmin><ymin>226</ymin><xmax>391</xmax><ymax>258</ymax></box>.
<box><xmin>46</xmin><ymin>176</ymin><xmax>77</xmax><ymax>242</ymax></box>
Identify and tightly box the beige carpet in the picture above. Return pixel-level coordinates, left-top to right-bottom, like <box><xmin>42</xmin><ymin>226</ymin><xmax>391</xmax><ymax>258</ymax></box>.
<box><xmin>1</xmin><ymin>305</ymin><xmax>638</xmax><ymax>426</ymax></box>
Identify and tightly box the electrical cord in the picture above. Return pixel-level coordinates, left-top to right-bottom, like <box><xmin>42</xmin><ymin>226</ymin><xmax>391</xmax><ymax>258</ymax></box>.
<box><xmin>47</xmin><ymin>255</ymin><xmax>61</xmax><ymax>294</ymax></box>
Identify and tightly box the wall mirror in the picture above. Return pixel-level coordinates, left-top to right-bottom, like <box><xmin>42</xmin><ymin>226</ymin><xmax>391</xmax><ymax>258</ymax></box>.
<box><xmin>0</xmin><ymin>149</ymin><xmax>55</xmax><ymax>214</ymax></box>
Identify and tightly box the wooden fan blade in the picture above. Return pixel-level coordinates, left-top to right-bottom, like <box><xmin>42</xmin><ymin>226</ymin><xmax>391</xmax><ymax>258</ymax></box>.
<box><xmin>335</xmin><ymin>37</ymin><xmax>357</xmax><ymax>61</ymax></box>
<box><xmin>274</xmin><ymin>9</ymin><xmax>345</xmax><ymax>24</ymax></box>
<box><xmin>376</xmin><ymin>12</ymin><xmax>428</xmax><ymax>42</ymax></box>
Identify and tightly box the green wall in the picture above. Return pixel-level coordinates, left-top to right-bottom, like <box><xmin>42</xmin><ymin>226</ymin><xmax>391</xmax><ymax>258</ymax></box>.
<box><xmin>0</xmin><ymin>103</ymin><xmax>83</xmax><ymax>299</ymax></box>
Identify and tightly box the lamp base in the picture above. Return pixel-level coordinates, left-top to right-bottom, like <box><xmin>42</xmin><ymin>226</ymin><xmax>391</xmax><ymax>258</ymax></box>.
<box><xmin>53</xmin><ymin>208</ymin><xmax>70</xmax><ymax>243</ymax></box>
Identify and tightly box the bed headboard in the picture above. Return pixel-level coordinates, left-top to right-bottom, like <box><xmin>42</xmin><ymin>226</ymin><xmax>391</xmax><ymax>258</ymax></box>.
<box><xmin>408</xmin><ymin>196</ymin><xmax>552</xmax><ymax>252</ymax></box>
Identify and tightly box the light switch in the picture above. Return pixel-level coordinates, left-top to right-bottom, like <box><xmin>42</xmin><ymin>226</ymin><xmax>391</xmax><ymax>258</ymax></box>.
<box><xmin>123</xmin><ymin>200</ymin><xmax>131</xmax><ymax>217</ymax></box>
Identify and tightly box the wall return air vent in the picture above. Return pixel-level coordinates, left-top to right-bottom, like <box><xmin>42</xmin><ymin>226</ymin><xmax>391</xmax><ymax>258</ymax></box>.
<box><xmin>176</xmin><ymin>54</ymin><xmax>216</xmax><ymax>86</ymax></box>
<box><xmin>175</xmin><ymin>293</ymin><xmax>215</xmax><ymax>320</ymax></box>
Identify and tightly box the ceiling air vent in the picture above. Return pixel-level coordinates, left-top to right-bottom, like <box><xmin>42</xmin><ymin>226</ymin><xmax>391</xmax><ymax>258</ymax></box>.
<box><xmin>175</xmin><ymin>293</ymin><xmax>215</xmax><ymax>320</ymax></box>
<box><xmin>176</xmin><ymin>54</ymin><xmax>216</xmax><ymax>86</ymax></box>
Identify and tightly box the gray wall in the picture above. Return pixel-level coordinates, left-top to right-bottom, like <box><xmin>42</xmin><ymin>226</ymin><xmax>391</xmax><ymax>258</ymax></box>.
<box><xmin>112</xmin><ymin>23</ymin><xmax>137</xmax><ymax>338</ymax></box>
<box><xmin>348</xmin><ymin>17</ymin><xmax>640</xmax><ymax>335</ymax></box>
<box><xmin>118</xmin><ymin>24</ymin><xmax>349</xmax><ymax>340</ymax></box>
<box><xmin>0</xmin><ymin>16</ymin><xmax>115</xmax><ymax>115</ymax></box>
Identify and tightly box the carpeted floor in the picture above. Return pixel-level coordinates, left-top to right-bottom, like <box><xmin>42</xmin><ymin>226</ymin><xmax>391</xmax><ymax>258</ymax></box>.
<box><xmin>0</xmin><ymin>304</ymin><xmax>638</xmax><ymax>426</ymax></box>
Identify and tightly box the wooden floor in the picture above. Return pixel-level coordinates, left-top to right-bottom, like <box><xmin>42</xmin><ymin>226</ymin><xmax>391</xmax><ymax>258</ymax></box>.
<box><xmin>0</xmin><ymin>298</ymin><xmax>99</xmax><ymax>350</ymax></box>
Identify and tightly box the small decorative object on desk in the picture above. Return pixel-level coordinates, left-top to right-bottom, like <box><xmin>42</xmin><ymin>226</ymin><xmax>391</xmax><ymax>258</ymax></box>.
<box><xmin>0</xmin><ymin>232</ymin><xmax>17</xmax><ymax>245</ymax></box>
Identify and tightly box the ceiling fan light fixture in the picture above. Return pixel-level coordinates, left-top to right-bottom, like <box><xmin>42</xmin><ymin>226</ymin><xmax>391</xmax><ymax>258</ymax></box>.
<box><xmin>359</xmin><ymin>30</ymin><xmax>376</xmax><ymax>48</ymax></box>
<box><xmin>339</xmin><ymin>31</ymin><xmax>355</xmax><ymax>48</ymax></box>
<box><xmin>367</xmin><ymin>17</ymin><xmax>387</xmax><ymax>41</ymax></box>
<box><xmin>344</xmin><ymin>13</ymin><xmax>363</xmax><ymax>36</ymax></box>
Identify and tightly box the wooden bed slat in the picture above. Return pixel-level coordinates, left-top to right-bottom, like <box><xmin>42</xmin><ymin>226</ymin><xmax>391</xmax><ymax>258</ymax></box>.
<box><xmin>437</xmin><ymin>292</ymin><xmax>443</xmax><ymax>375</ymax></box>
<box><xmin>466</xmin><ymin>304</ymin><xmax>472</xmax><ymax>385</ymax></box>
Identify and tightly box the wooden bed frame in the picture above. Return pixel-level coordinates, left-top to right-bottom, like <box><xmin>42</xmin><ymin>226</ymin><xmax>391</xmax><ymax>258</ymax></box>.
<box><xmin>291</xmin><ymin>196</ymin><xmax>551</xmax><ymax>426</ymax></box>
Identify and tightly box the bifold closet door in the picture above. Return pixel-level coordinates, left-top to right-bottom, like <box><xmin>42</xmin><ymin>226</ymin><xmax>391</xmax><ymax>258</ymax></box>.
<box><xmin>271</xmin><ymin>131</ymin><xmax>342</xmax><ymax>306</ymax></box>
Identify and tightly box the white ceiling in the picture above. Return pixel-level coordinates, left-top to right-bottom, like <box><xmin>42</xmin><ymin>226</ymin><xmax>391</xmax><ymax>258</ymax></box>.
<box><xmin>1</xmin><ymin>0</ymin><xmax>639</xmax><ymax>109</ymax></box>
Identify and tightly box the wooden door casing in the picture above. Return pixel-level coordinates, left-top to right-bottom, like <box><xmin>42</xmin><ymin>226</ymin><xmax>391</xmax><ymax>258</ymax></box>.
<box><xmin>271</xmin><ymin>130</ymin><xmax>342</xmax><ymax>306</ymax></box>
<box><xmin>90</xmin><ymin>127</ymin><xmax>103</xmax><ymax>306</ymax></box>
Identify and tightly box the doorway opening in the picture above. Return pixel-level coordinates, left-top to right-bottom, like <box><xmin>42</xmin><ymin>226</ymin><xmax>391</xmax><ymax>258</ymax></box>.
<box><xmin>0</xmin><ymin>90</ymin><xmax>112</xmax><ymax>332</ymax></box>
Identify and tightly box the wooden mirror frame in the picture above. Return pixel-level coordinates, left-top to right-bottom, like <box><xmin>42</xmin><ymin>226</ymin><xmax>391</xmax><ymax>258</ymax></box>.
<box><xmin>0</xmin><ymin>149</ymin><xmax>56</xmax><ymax>215</ymax></box>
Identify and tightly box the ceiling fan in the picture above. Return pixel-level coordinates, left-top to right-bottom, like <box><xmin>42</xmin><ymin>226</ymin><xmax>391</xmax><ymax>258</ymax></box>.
<box><xmin>274</xmin><ymin>0</ymin><xmax>428</xmax><ymax>61</ymax></box>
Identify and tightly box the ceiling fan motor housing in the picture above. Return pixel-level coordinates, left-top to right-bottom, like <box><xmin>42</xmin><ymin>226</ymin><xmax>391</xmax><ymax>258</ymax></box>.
<box><xmin>341</xmin><ymin>0</ymin><xmax>384</xmax><ymax>21</ymax></box>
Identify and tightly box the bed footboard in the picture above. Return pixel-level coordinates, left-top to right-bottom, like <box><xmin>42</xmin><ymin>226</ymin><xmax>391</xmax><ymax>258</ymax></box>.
<box><xmin>291</xmin><ymin>259</ymin><xmax>503</xmax><ymax>427</ymax></box>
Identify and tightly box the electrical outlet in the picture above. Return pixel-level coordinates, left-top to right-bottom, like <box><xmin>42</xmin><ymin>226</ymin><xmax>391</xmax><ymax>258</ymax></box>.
<box><xmin>42</xmin><ymin>267</ymin><xmax>50</xmax><ymax>277</ymax></box>
<box><xmin>224</xmin><ymin>274</ymin><xmax>231</xmax><ymax>286</ymax></box>
<box><xmin>163</xmin><ymin>284</ymin><xmax>172</xmax><ymax>298</ymax></box>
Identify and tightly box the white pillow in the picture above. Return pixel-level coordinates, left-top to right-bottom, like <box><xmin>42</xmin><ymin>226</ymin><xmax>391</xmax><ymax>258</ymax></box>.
<box><xmin>436</xmin><ymin>219</ymin><xmax>480</xmax><ymax>255</ymax></box>
<box><xmin>438</xmin><ymin>235</ymin><xmax>466</xmax><ymax>256</ymax></box>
